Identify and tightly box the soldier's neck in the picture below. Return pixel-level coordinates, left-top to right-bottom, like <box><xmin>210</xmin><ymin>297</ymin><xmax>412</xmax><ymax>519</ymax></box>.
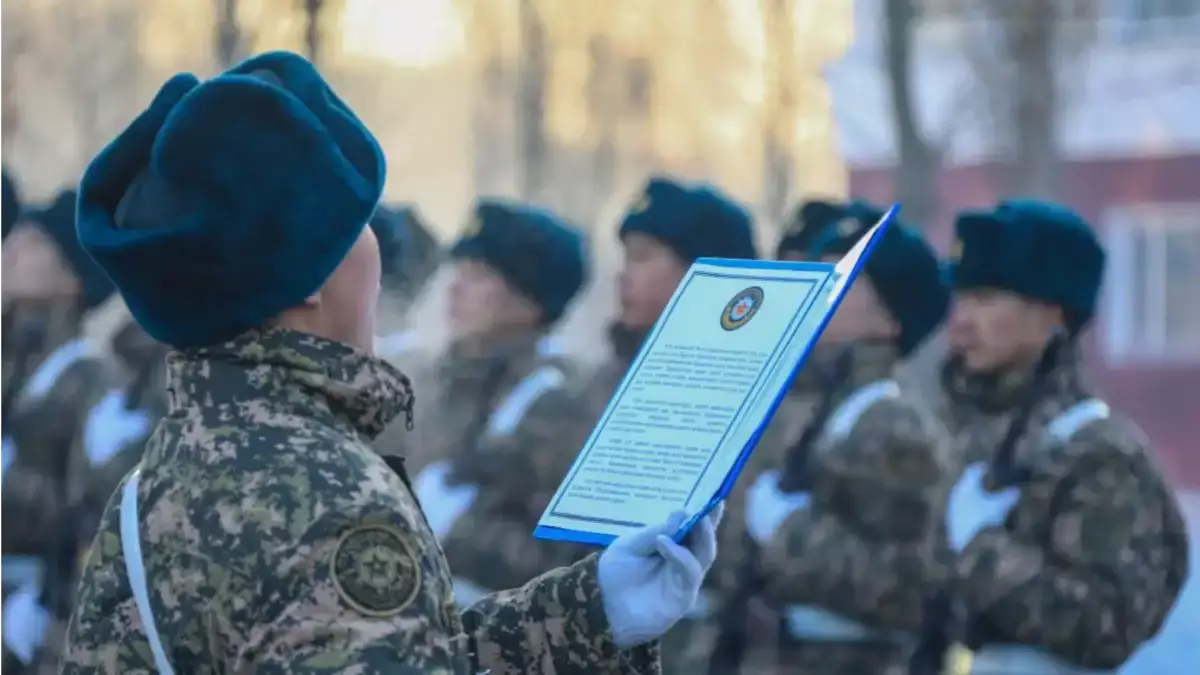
<box><xmin>448</xmin><ymin>326</ymin><xmax>542</xmax><ymax>363</ymax></box>
<box><xmin>941</xmin><ymin>341</ymin><xmax>1090</xmax><ymax>414</ymax></box>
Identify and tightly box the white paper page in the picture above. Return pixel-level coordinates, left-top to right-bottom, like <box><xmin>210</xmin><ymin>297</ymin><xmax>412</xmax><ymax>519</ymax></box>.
<box><xmin>537</xmin><ymin>262</ymin><xmax>835</xmax><ymax>540</ymax></box>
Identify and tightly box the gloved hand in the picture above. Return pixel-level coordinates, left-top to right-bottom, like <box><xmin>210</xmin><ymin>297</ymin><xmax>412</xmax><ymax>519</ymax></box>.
<box><xmin>597</xmin><ymin>503</ymin><xmax>723</xmax><ymax>649</ymax></box>
<box><xmin>2</xmin><ymin>585</ymin><xmax>50</xmax><ymax>664</ymax></box>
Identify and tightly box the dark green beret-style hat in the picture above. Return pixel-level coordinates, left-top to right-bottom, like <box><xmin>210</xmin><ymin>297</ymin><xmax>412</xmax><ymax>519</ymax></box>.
<box><xmin>809</xmin><ymin>201</ymin><xmax>950</xmax><ymax>356</ymax></box>
<box><xmin>775</xmin><ymin>198</ymin><xmax>849</xmax><ymax>260</ymax></box>
<box><xmin>618</xmin><ymin>176</ymin><xmax>758</xmax><ymax>263</ymax></box>
<box><xmin>451</xmin><ymin>199</ymin><xmax>590</xmax><ymax>325</ymax></box>
<box><xmin>371</xmin><ymin>203</ymin><xmax>441</xmax><ymax>301</ymax></box>
<box><xmin>23</xmin><ymin>190</ymin><xmax>116</xmax><ymax>311</ymax></box>
<box><xmin>951</xmin><ymin>199</ymin><xmax>1105</xmax><ymax>332</ymax></box>
<box><xmin>76</xmin><ymin>51</ymin><xmax>386</xmax><ymax>348</ymax></box>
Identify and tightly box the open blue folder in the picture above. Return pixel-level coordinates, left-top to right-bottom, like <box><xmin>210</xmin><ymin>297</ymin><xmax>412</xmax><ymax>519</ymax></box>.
<box><xmin>534</xmin><ymin>205</ymin><xmax>899</xmax><ymax>547</ymax></box>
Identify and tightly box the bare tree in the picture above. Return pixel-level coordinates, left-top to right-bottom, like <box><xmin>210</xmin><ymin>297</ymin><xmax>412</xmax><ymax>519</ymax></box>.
<box><xmin>216</xmin><ymin>0</ymin><xmax>242</xmax><ymax>68</ymax></box>
<box><xmin>883</xmin><ymin>0</ymin><xmax>941</xmax><ymax>226</ymax></box>
<box><xmin>515</xmin><ymin>0</ymin><xmax>548</xmax><ymax>202</ymax></box>
<box><xmin>583</xmin><ymin>35</ymin><xmax>618</xmax><ymax>227</ymax></box>
<box><xmin>301</xmin><ymin>0</ymin><xmax>325</xmax><ymax>65</ymax></box>
<box><xmin>761</xmin><ymin>0</ymin><xmax>797</xmax><ymax>225</ymax></box>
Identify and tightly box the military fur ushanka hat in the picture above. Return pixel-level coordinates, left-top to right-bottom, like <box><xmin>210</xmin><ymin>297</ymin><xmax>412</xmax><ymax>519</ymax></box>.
<box><xmin>950</xmin><ymin>200</ymin><xmax>1104</xmax><ymax>332</ymax></box>
<box><xmin>618</xmin><ymin>176</ymin><xmax>758</xmax><ymax>264</ymax></box>
<box><xmin>450</xmin><ymin>199</ymin><xmax>589</xmax><ymax>325</ymax></box>
<box><xmin>76</xmin><ymin>51</ymin><xmax>386</xmax><ymax>348</ymax></box>
<box><xmin>809</xmin><ymin>201</ymin><xmax>950</xmax><ymax>356</ymax></box>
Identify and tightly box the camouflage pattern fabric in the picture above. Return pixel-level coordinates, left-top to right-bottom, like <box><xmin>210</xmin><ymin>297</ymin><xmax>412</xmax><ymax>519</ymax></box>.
<box><xmin>759</xmin><ymin>341</ymin><xmax>956</xmax><ymax>675</ymax></box>
<box><xmin>61</xmin><ymin>328</ymin><xmax>661</xmax><ymax>674</ymax></box>
<box><xmin>433</xmin><ymin>332</ymin><xmax>594</xmax><ymax>595</ymax></box>
<box><xmin>3</xmin><ymin>338</ymin><xmax>111</xmax><ymax>557</ymax></box>
<box><xmin>933</xmin><ymin>345</ymin><xmax>1190</xmax><ymax>669</ymax></box>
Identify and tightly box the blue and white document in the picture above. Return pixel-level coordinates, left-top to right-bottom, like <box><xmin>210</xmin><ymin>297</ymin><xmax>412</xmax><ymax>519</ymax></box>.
<box><xmin>534</xmin><ymin>206</ymin><xmax>899</xmax><ymax>546</ymax></box>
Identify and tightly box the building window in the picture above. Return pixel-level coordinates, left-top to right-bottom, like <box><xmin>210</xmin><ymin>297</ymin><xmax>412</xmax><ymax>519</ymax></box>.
<box><xmin>1102</xmin><ymin>203</ymin><xmax>1200</xmax><ymax>365</ymax></box>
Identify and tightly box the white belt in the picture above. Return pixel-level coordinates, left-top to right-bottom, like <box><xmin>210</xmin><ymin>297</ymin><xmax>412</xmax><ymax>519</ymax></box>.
<box><xmin>1</xmin><ymin>555</ymin><xmax>44</xmax><ymax>589</ymax></box>
<box><xmin>784</xmin><ymin>604</ymin><xmax>909</xmax><ymax>642</ymax></box>
<box><xmin>945</xmin><ymin>643</ymin><xmax>1114</xmax><ymax>675</ymax></box>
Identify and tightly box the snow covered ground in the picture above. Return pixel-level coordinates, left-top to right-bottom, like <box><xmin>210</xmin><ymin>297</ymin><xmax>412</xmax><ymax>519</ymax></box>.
<box><xmin>1121</xmin><ymin>490</ymin><xmax>1199</xmax><ymax>673</ymax></box>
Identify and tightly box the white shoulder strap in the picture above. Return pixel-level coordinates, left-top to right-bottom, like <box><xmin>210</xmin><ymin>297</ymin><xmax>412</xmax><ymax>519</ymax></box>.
<box><xmin>375</xmin><ymin>330</ymin><xmax>419</xmax><ymax>360</ymax></box>
<box><xmin>1047</xmin><ymin>398</ymin><xmax>1110</xmax><ymax>443</ymax></box>
<box><xmin>20</xmin><ymin>338</ymin><xmax>98</xmax><ymax>402</ymax></box>
<box><xmin>484</xmin><ymin>365</ymin><xmax>566</xmax><ymax>439</ymax></box>
<box><xmin>120</xmin><ymin>468</ymin><xmax>175</xmax><ymax>674</ymax></box>
<box><xmin>826</xmin><ymin>379</ymin><xmax>901</xmax><ymax>441</ymax></box>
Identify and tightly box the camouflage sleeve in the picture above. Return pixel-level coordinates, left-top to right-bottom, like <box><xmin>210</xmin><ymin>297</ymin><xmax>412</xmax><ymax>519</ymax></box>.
<box><xmin>761</xmin><ymin>397</ymin><xmax>952</xmax><ymax>631</ymax></box>
<box><xmin>4</xmin><ymin>357</ymin><xmax>110</xmax><ymax>550</ymax></box>
<box><xmin>462</xmin><ymin>554</ymin><xmax>662</xmax><ymax>675</ymax></box>
<box><xmin>953</xmin><ymin>425</ymin><xmax>1190</xmax><ymax>669</ymax></box>
<box><xmin>442</xmin><ymin>386</ymin><xmax>595</xmax><ymax>585</ymax></box>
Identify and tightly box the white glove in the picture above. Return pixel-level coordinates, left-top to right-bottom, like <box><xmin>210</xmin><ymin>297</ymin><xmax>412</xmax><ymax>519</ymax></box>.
<box><xmin>745</xmin><ymin>469</ymin><xmax>811</xmax><ymax>544</ymax></box>
<box><xmin>597</xmin><ymin>504</ymin><xmax>723</xmax><ymax>649</ymax></box>
<box><xmin>3</xmin><ymin>585</ymin><xmax>50</xmax><ymax>664</ymax></box>
<box><xmin>411</xmin><ymin>460</ymin><xmax>478</xmax><ymax>541</ymax></box>
<box><xmin>946</xmin><ymin>462</ymin><xmax>1021</xmax><ymax>552</ymax></box>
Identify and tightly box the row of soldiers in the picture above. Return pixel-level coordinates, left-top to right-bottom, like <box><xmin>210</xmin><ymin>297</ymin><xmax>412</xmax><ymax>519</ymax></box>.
<box><xmin>370</xmin><ymin>180</ymin><xmax>1192</xmax><ymax>674</ymax></box>
<box><xmin>3</xmin><ymin>47</ymin><xmax>1193</xmax><ymax>672</ymax></box>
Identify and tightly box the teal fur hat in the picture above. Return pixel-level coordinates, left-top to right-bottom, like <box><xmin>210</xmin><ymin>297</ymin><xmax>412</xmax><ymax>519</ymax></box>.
<box><xmin>776</xmin><ymin>198</ymin><xmax>849</xmax><ymax>259</ymax></box>
<box><xmin>618</xmin><ymin>176</ymin><xmax>757</xmax><ymax>263</ymax></box>
<box><xmin>450</xmin><ymin>199</ymin><xmax>589</xmax><ymax>325</ymax></box>
<box><xmin>76</xmin><ymin>51</ymin><xmax>386</xmax><ymax>348</ymax></box>
<box><xmin>22</xmin><ymin>190</ymin><xmax>116</xmax><ymax>311</ymax></box>
<box><xmin>810</xmin><ymin>201</ymin><xmax>950</xmax><ymax>355</ymax></box>
<box><xmin>951</xmin><ymin>199</ymin><xmax>1105</xmax><ymax>332</ymax></box>
<box><xmin>371</xmin><ymin>203</ymin><xmax>441</xmax><ymax>300</ymax></box>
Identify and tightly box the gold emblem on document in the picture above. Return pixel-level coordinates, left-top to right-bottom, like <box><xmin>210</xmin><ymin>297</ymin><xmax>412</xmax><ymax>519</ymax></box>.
<box><xmin>720</xmin><ymin>286</ymin><xmax>764</xmax><ymax>331</ymax></box>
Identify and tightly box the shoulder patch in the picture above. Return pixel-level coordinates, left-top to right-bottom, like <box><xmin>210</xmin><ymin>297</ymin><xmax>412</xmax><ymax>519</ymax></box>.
<box><xmin>330</xmin><ymin>524</ymin><xmax>421</xmax><ymax>617</ymax></box>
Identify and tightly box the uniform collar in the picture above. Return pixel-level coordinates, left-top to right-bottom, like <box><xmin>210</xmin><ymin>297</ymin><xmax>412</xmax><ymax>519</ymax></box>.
<box><xmin>167</xmin><ymin>328</ymin><xmax>413</xmax><ymax>441</ymax></box>
<box><xmin>940</xmin><ymin>340</ymin><xmax>1088</xmax><ymax>415</ymax></box>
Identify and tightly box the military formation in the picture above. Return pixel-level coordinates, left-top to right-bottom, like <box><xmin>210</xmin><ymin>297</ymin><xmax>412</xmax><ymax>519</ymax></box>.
<box><xmin>0</xmin><ymin>50</ymin><xmax>1190</xmax><ymax>674</ymax></box>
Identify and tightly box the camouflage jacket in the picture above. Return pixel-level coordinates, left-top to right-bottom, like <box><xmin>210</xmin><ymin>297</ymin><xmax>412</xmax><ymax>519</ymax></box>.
<box><xmin>933</xmin><ymin>345</ymin><xmax>1190</xmax><ymax>669</ymax></box>
<box><xmin>3</xmin><ymin>335</ymin><xmax>111</xmax><ymax>558</ymax></box>
<box><xmin>758</xmin><ymin>342</ymin><xmax>955</xmax><ymax>638</ymax></box>
<box><xmin>420</xmin><ymin>332</ymin><xmax>594</xmax><ymax>597</ymax></box>
<box><xmin>61</xmin><ymin>328</ymin><xmax>659</xmax><ymax>674</ymax></box>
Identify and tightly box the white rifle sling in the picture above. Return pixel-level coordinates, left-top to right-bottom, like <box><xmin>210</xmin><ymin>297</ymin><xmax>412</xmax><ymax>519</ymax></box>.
<box><xmin>120</xmin><ymin>467</ymin><xmax>175</xmax><ymax>674</ymax></box>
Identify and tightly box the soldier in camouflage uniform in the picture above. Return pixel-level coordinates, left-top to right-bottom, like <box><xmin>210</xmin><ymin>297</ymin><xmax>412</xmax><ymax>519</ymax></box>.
<box><xmin>1</xmin><ymin>190</ymin><xmax>116</xmax><ymax>672</ymax></box>
<box><xmin>61</xmin><ymin>50</ymin><xmax>722</xmax><ymax>674</ymax></box>
<box><xmin>739</xmin><ymin>204</ymin><xmax>955</xmax><ymax>675</ymax></box>
<box><xmin>402</xmin><ymin>199</ymin><xmax>596</xmax><ymax>604</ymax></box>
<box><xmin>573</xmin><ymin>176</ymin><xmax>759</xmax><ymax>675</ymax></box>
<box><xmin>918</xmin><ymin>201</ymin><xmax>1190</xmax><ymax>675</ymax></box>
<box><xmin>704</xmin><ymin>198</ymin><xmax>849</xmax><ymax>674</ymax></box>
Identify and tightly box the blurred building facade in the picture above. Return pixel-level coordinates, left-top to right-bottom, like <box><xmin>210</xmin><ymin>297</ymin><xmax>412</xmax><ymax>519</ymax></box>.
<box><xmin>829</xmin><ymin>0</ymin><xmax>1200</xmax><ymax>486</ymax></box>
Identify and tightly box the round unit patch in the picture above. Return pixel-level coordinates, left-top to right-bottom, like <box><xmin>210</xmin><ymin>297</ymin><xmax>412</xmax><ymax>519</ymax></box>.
<box><xmin>720</xmin><ymin>286</ymin><xmax>765</xmax><ymax>331</ymax></box>
<box><xmin>331</xmin><ymin>524</ymin><xmax>421</xmax><ymax>617</ymax></box>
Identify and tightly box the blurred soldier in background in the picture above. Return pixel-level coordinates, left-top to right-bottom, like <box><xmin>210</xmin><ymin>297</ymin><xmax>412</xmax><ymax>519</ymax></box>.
<box><xmin>371</xmin><ymin>202</ymin><xmax>442</xmax><ymax>362</ymax></box>
<box><xmin>574</xmin><ymin>175</ymin><xmax>759</xmax><ymax>674</ymax></box>
<box><xmin>1</xmin><ymin>190</ymin><xmax>116</xmax><ymax>672</ymax></box>
<box><xmin>706</xmin><ymin>197</ymin><xmax>858</xmax><ymax>673</ymax></box>
<box><xmin>63</xmin><ymin>50</ymin><xmax>715</xmax><ymax>674</ymax></box>
<box><xmin>736</xmin><ymin>204</ymin><xmax>953</xmax><ymax>675</ymax></box>
<box><xmin>916</xmin><ymin>201</ymin><xmax>1189</xmax><ymax>674</ymax></box>
<box><xmin>404</xmin><ymin>199</ymin><xmax>594</xmax><ymax>605</ymax></box>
